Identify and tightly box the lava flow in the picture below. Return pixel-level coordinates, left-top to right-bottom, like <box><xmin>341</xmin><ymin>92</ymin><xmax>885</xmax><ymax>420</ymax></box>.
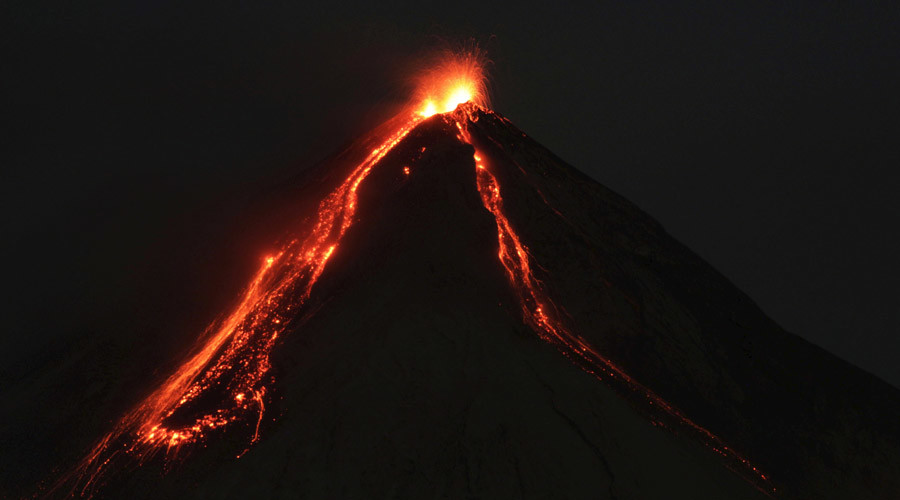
<box><xmin>50</xmin><ymin>50</ymin><xmax>775</xmax><ymax>498</ymax></box>
<box><xmin>50</xmin><ymin>112</ymin><xmax>423</xmax><ymax>499</ymax></box>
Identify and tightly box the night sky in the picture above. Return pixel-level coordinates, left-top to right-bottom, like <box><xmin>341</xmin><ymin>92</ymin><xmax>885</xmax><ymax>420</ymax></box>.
<box><xmin>5</xmin><ymin>1</ymin><xmax>899</xmax><ymax>388</ymax></box>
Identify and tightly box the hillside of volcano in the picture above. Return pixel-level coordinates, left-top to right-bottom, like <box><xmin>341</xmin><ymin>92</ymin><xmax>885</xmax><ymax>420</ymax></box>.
<box><xmin>8</xmin><ymin>100</ymin><xmax>900</xmax><ymax>499</ymax></box>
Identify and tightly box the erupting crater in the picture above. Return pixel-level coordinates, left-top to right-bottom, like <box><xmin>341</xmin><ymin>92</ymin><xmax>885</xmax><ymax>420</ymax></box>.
<box><xmin>45</xmin><ymin>50</ymin><xmax>781</xmax><ymax>499</ymax></box>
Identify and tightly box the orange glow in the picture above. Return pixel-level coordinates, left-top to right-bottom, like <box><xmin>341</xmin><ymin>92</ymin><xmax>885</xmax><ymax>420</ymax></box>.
<box><xmin>415</xmin><ymin>48</ymin><xmax>489</xmax><ymax>117</ymax></box>
<box><xmin>403</xmin><ymin>166</ymin><xmax>410</xmax><ymax>176</ymax></box>
<box><xmin>420</xmin><ymin>100</ymin><xmax>438</xmax><ymax>118</ymax></box>
<box><xmin>53</xmin><ymin>110</ymin><xmax>424</xmax><ymax>498</ymax></box>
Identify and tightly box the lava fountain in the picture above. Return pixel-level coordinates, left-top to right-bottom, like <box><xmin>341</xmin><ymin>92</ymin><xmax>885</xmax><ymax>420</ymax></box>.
<box><xmin>414</xmin><ymin>47</ymin><xmax>490</xmax><ymax>117</ymax></box>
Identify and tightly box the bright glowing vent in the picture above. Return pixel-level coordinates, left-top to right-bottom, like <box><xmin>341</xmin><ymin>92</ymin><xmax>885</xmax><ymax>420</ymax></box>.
<box><xmin>414</xmin><ymin>48</ymin><xmax>489</xmax><ymax>117</ymax></box>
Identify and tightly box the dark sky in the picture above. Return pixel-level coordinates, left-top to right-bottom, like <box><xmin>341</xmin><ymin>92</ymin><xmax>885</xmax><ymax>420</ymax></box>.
<box><xmin>4</xmin><ymin>1</ymin><xmax>899</xmax><ymax>387</ymax></box>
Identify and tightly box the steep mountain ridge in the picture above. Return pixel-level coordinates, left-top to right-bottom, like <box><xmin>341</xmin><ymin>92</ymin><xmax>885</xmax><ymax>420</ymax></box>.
<box><xmin>18</xmin><ymin>106</ymin><xmax>900</xmax><ymax>499</ymax></box>
<box><xmin>463</xmin><ymin>107</ymin><xmax>900</xmax><ymax>498</ymax></box>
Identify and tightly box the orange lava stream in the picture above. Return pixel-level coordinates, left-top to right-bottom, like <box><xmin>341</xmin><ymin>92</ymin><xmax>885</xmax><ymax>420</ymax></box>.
<box><xmin>453</xmin><ymin>112</ymin><xmax>776</xmax><ymax>497</ymax></box>
<box><xmin>49</xmin><ymin>44</ymin><xmax>775</xmax><ymax>495</ymax></box>
<box><xmin>53</xmin><ymin>113</ymin><xmax>422</xmax><ymax>498</ymax></box>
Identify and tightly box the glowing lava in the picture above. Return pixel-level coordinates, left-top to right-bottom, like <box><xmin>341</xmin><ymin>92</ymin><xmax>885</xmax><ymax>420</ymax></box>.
<box><xmin>53</xmin><ymin>112</ymin><xmax>423</xmax><ymax>498</ymax></box>
<box><xmin>51</xmin><ymin>50</ymin><xmax>774</xmax><ymax>498</ymax></box>
<box><xmin>415</xmin><ymin>48</ymin><xmax>489</xmax><ymax>117</ymax></box>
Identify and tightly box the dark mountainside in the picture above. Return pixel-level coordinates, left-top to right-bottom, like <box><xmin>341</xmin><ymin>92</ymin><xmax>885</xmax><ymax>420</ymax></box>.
<box><xmin>8</xmin><ymin>106</ymin><xmax>900</xmax><ymax>499</ymax></box>
<box><xmin>463</xmin><ymin>108</ymin><xmax>900</xmax><ymax>498</ymax></box>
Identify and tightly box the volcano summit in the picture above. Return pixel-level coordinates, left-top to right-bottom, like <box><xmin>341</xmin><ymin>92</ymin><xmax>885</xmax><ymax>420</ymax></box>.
<box><xmin>30</xmin><ymin>65</ymin><xmax>900</xmax><ymax>500</ymax></box>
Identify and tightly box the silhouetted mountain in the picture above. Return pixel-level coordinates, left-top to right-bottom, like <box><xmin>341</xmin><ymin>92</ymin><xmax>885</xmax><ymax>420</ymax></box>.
<box><xmin>10</xmin><ymin>105</ymin><xmax>900</xmax><ymax>499</ymax></box>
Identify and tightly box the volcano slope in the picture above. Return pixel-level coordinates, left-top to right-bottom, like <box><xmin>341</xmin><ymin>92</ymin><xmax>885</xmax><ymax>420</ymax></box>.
<box><xmin>39</xmin><ymin>105</ymin><xmax>900</xmax><ymax>499</ymax></box>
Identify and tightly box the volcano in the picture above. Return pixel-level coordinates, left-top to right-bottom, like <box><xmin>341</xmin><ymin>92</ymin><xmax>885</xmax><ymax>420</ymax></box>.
<box><xmin>25</xmin><ymin>80</ymin><xmax>900</xmax><ymax>499</ymax></box>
